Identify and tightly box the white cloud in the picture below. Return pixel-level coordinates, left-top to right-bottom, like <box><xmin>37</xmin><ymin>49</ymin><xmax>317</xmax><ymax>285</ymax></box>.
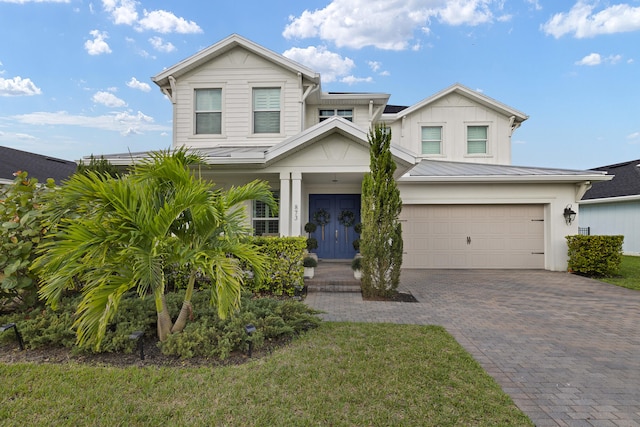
<box><xmin>9</xmin><ymin>110</ymin><xmax>169</xmax><ymax>134</ymax></box>
<box><xmin>0</xmin><ymin>76</ymin><xmax>42</xmax><ymax>96</ymax></box>
<box><xmin>627</xmin><ymin>132</ymin><xmax>640</xmax><ymax>140</ymax></box>
<box><xmin>575</xmin><ymin>53</ymin><xmax>624</xmax><ymax>66</ymax></box>
<box><xmin>102</xmin><ymin>0</ymin><xmax>138</xmax><ymax>25</ymax></box>
<box><xmin>126</xmin><ymin>77</ymin><xmax>151</xmax><ymax>92</ymax></box>
<box><xmin>149</xmin><ymin>36</ymin><xmax>176</xmax><ymax>53</ymax></box>
<box><xmin>92</xmin><ymin>91</ymin><xmax>127</xmax><ymax>107</ymax></box>
<box><xmin>137</xmin><ymin>9</ymin><xmax>202</xmax><ymax>34</ymax></box>
<box><xmin>282</xmin><ymin>46</ymin><xmax>355</xmax><ymax>83</ymax></box>
<box><xmin>525</xmin><ymin>0</ymin><xmax>542</xmax><ymax>11</ymax></box>
<box><xmin>575</xmin><ymin>52</ymin><xmax>601</xmax><ymax>66</ymax></box>
<box><xmin>0</xmin><ymin>0</ymin><xmax>69</xmax><ymax>3</ymax></box>
<box><xmin>283</xmin><ymin>0</ymin><xmax>503</xmax><ymax>50</ymax></box>
<box><xmin>368</xmin><ymin>61</ymin><xmax>382</xmax><ymax>72</ymax></box>
<box><xmin>85</xmin><ymin>30</ymin><xmax>112</xmax><ymax>55</ymax></box>
<box><xmin>340</xmin><ymin>75</ymin><xmax>374</xmax><ymax>85</ymax></box>
<box><xmin>542</xmin><ymin>1</ymin><xmax>640</xmax><ymax>39</ymax></box>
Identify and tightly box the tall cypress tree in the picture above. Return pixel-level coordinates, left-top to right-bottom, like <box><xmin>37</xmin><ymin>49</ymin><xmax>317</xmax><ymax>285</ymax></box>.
<box><xmin>360</xmin><ymin>124</ymin><xmax>403</xmax><ymax>297</ymax></box>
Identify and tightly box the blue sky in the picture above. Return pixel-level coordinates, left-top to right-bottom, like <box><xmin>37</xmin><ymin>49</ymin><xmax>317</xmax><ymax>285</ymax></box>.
<box><xmin>0</xmin><ymin>0</ymin><xmax>638</xmax><ymax>170</ymax></box>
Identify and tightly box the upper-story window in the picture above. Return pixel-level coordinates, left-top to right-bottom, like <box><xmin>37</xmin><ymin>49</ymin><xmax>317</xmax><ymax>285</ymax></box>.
<box><xmin>421</xmin><ymin>126</ymin><xmax>442</xmax><ymax>155</ymax></box>
<box><xmin>253</xmin><ymin>88</ymin><xmax>281</xmax><ymax>133</ymax></box>
<box><xmin>467</xmin><ymin>125</ymin><xmax>488</xmax><ymax>154</ymax></box>
<box><xmin>319</xmin><ymin>109</ymin><xmax>353</xmax><ymax>122</ymax></box>
<box><xmin>195</xmin><ymin>89</ymin><xmax>222</xmax><ymax>134</ymax></box>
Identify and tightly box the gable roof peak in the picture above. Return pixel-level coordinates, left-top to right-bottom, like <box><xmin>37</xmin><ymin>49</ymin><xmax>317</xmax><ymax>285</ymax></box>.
<box><xmin>152</xmin><ymin>33</ymin><xmax>320</xmax><ymax>88</ymax></box>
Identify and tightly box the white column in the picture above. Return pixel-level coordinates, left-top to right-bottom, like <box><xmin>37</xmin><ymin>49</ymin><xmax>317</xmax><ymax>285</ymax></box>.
<box><xmin>291</xmin><ymin>172</ymin><xmax>302</xmax><ymax>236</ymax></box>
<box><xmin>279</xmin><ymin>172</ymin><xmax>291</xmax><ymax>236</ymax></box>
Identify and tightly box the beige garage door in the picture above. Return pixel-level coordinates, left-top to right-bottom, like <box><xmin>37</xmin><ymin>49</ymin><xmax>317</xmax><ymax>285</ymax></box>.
<box><xmin>400</xmin><ymin>205</ymin><xmax>544</xmax><ymax>269</ymax></box>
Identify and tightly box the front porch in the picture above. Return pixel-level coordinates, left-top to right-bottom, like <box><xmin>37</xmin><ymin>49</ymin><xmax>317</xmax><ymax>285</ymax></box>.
<box><xmin>304</xmin><ymin>259</ymin><xmax>360</xmax><ymax>293</ymax></box>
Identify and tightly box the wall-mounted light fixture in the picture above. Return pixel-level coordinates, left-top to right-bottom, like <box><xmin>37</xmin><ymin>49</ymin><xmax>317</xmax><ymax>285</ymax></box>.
<box><xmin>563</xmin><ymin>204</ymin><xmax>577</xmax><ymax>225</ymax></box>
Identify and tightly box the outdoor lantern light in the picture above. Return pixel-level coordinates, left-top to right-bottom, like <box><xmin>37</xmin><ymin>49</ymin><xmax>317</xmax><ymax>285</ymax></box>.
<box><xmin>245</xmin><ymin>324</ymin><xmax>256</xmax><ymax>358</ymax></box>
<box><xmin>129</xmin><ymin>331</ymin><xmax>145</xmax><ymax>360</ymax></box>
<box><xmin>563</xmin><ymin>204</ymin><xmax>577</xmax><ymax>225</ymax></box>
<box><xmin>0</xmin><ymin>323</ymin><xmax>24</xmax><ymax>351</ymax></box>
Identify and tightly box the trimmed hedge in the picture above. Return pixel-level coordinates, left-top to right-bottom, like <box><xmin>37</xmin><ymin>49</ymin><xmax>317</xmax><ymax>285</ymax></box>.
<box><xmin>248</xmin><ymin>236</ymin><xmax>306</xmax><ymax>295</ymax></box>
<box><xmin>566</xmin><ymin>235</ymin><xmax>624</xmax><ymax>277</ymax></box>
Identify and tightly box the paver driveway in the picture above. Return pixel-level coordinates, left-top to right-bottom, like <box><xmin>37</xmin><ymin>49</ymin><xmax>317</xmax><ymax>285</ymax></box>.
<box><xmin>304</xmin><ymin>270</ymin><xmax>640</xmax><ymax>427</ymax></box>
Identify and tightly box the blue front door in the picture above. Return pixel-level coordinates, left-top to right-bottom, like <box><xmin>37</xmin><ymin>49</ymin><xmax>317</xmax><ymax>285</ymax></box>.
<box><xmin>309</xmin><ymin>194</ymin><xmax>360</xmax><ymax>259</ymax></box>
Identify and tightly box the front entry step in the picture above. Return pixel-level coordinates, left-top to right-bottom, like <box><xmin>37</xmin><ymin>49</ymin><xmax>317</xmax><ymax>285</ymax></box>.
<box><xmin>304</xmin><ymin>260</ymin><xmax>361</xmax><ymax>293</ymax></box>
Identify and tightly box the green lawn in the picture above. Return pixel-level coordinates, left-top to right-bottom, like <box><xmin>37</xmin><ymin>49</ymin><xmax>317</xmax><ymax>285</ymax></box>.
<box><xmin>601</xmin><ymin>255</ymin><xmax>640</xmax><ymax>290</ymax></box>
<box><xmin>0</xmin><ymin>322</ymin><xmax>532</xmax><ymax>426</ymax></box>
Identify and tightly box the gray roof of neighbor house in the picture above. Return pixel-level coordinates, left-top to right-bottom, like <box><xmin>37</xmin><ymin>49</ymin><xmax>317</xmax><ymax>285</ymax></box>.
<box><xmin>0</xmin><ymin>146</ymin><xmax>77</xmax><ymax>184</ymax></box>
<box><xmin>581</xmin><ymin>159</ymin><xmax>640</xmax><ymax>200</ymax></box>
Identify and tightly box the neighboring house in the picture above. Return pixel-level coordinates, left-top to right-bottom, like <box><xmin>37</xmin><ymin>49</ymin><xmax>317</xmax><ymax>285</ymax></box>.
<box><xmin>99</xmin><ymin>34</ymin><xmax>611</xmax><ymax>271</ymax></box>
<box><xmin>0</xmin><ymin>146</ymin><xmax>77</xmax><ymax>185</ymax></box>
<box><xmin>579</xmin><ymin>159</ymin><xmax>640</xmax><ymax>255</ymax></box>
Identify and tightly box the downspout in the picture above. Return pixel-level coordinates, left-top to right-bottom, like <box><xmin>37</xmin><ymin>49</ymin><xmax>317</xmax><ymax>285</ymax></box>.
<box><xmin>299</xmin><ymin>72</ymin><xmax>318</xmax><ymax>131</ymax></box>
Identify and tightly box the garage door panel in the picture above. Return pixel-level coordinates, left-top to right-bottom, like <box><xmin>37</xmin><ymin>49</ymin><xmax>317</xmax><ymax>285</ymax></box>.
<box><xmin>401</xmin><ymin>204</ymin><xmax>544</xmax><ymax>269</ymax></box>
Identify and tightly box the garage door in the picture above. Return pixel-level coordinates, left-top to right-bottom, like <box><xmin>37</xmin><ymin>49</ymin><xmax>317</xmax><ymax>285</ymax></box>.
<box><xmin>400</xmin><ymin>205</ymin><xmax>544</xmax><ymax>269</ymax></box>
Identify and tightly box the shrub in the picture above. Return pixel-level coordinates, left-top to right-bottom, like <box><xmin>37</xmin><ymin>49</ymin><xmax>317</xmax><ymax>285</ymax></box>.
<box><xmin>246</xmin><ymin>236</ymin><xmax>306</xmax><ymax>295</ymax></box>
<box><xmin>0</xmin><ymin>290</ymin><xmax>321</xmax><ymax>359</ymax></box>
<box><xmin>0</xmin><ymin>171</ymin><xmax>56</xmax><ymax>311</ymax></box>
<box><xmin>566</xmin><ymin>235</ymin><xmax>624</xmax><ymax>277</ymax></box>
<box><xmin>351</xmin><ymin>256</ymin><xmax>362</xmax><ymax>271</ymax></box>
<box><xmin>302</xmin><ymin>257</ymin><xmax>317</xmax><ymax>268</ymax></box>
<box><xmin>306</xmin><ymin>237</ymin><xmax>318</xmax><ymax>251</ymax></box>
<box><xmin>304</xmin><ymin>222</ymin><xmax>317</xmax><ymax>233</ymax></box>
<box><xmin>160</xmin><ymin>292</ymin><xmax>321</xmax><ymax>359</ymax></box>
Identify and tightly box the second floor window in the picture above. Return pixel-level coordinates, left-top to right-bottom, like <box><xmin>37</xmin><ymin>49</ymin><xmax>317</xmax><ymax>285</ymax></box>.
<box><xmin>421</xmin><ymin>126</ymin><xmax>442</xmax><ymax>155</ymax></box>
<box><xmin>253</xmin><ymin>88</ymin><xmax>280</xmax><ymax>133</ymax></box>
<box><xmin>195</xmin><ymin>89</ymin><xmax>222</xmax><ymax>134</ymax></box>
<box><xmin>319</xmin><ymin>109</ymin><xmax>353</xmax><ymax>122</ymax></box>
<box><xmin>467</xmin><ymin>126</ymin><xmax>488</xmax><ymax>154</ymax></box>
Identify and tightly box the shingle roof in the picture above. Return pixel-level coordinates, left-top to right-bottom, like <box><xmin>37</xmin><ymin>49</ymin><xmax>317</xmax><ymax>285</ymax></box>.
<box><xmin>0</xmin><ymin>146</ymin><xmax>77</xmax><ymax>184</ymax></box>
<box><xmin>581</xmin><ymin>159</ymin><xmax>640</xmax><ymax>200</ymax></box>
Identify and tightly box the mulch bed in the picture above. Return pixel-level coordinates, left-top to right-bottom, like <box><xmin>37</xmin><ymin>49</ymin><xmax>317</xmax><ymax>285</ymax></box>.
<box><xmin>0</xmin><ymin>336</ymin><xmax>289</xmax><ymax>368</ymax></box>
<box><xmin>362</xmin><ymin>291</ymin><xmax>418</xmax><ymax>302</ymax></box>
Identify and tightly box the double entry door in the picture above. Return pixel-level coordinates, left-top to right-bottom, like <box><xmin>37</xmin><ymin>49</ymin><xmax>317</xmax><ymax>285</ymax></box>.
<box><xmin>308</xmin><ymin>194</ymin><xmax>361</xmax><ymax>259</ymax></box>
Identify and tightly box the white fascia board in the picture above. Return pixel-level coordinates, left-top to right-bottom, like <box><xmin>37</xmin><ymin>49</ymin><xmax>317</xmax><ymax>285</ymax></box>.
<box><xmin>398</xmin><ymin>174</ymin><xmax>612</xmax><ymax>184</ymax></box>
<box><xmin>383</xmin><ymin>83</ymin><xmax>528</xmax><ymax>122</ymax></box>
<box><xmin>153</xmin><ymin>34</ymin><xmax>320</xmax><ymax>87</ymax></box>
<box><xmin>579</xmin><ymin>194</ymin><xmax>640</xmax><ymax>205</ymax></box>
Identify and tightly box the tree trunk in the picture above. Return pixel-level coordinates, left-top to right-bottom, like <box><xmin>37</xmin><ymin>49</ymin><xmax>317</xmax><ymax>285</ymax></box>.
<box><xmin>156</xmin><ymin>294</ymin><xmax>174</xmax><ymax>342</ymax></box>
<box><xmin>171</xmin><ymin>271</ymin><xmax>196</xmax><ymax>334</ymax></box>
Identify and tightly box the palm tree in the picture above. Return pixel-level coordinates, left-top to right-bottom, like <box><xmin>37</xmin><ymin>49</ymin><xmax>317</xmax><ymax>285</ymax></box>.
<box><xmin>33</xmin><ymin>149</ymin><xmax>275</xmax><ymax>348</ymax></box>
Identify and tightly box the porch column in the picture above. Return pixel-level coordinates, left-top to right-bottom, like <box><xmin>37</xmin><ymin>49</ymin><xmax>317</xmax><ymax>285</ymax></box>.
<box><xmin>279</xmin><ymin>172</ymin><xmax>291</xmax><ymax>236</ymax></box>
<box><xmin>291</xmin><ymin>172</ymin><xmax>302</xmax><ymax>236</ymax></box>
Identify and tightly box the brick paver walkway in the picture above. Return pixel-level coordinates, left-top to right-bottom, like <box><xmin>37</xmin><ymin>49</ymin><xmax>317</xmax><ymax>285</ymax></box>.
<box><xmin>304</xmin><ymin>269</ymin><xmax>640</xmax><ymax>427</ymax></box>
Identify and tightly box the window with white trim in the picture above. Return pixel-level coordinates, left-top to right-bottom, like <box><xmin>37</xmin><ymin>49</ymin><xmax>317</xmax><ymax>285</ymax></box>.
<box><xmin>467</xmin><ymin>125</ymin><xmax>488</xmax><ymax>154</ymax></box>
<box><xmin>195</xmin><ymin>89</ymin><xmax>222</xmax><ymax>134</ymax></box>
<box><xmin>319</xmin><ymin>109</ymin><xmax>353</xmax><ymax>122</ymax></box>
<box><xmin>253</xmin><ymin>88</ymin><xmax>280</xmax><ymax>133</ymax></box>
<box><xmin>421</xmin><ymin>126</ymin><xmax>442</xmax><ymax>155</ymax></box>
<box><xmin>253</xmin><ymin>192</ymin><xmax>279</xmax><ymax>235</ymax></box>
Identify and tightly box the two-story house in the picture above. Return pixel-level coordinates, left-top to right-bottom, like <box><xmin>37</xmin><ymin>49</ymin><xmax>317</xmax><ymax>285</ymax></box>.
<box><xmin>102</xmin><ymin>34</ymin><xmax>610</xmax><ymax>271</ymax></box>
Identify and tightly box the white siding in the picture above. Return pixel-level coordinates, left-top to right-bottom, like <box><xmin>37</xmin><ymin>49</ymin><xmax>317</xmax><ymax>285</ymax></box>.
<box><xmin>172</xmin><ymin>46</ymin><xmax>303</xmax><ymax>149</ymax></box>
<box><xmin>387</xmin><ymin>93</ymin><xmax>513</xmax><ymax>164</ymax></box>
<box><xmin>579</xmin><ymin>201</ymin><xmax>640</xmax><ymax>255</ymax></box>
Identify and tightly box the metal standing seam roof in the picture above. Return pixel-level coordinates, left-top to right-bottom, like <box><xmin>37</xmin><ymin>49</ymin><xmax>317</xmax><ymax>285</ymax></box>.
<box><xmin>406</xmin><ymin>160</ymin><xmax>608</xmax><ymax>178</ymax></box>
